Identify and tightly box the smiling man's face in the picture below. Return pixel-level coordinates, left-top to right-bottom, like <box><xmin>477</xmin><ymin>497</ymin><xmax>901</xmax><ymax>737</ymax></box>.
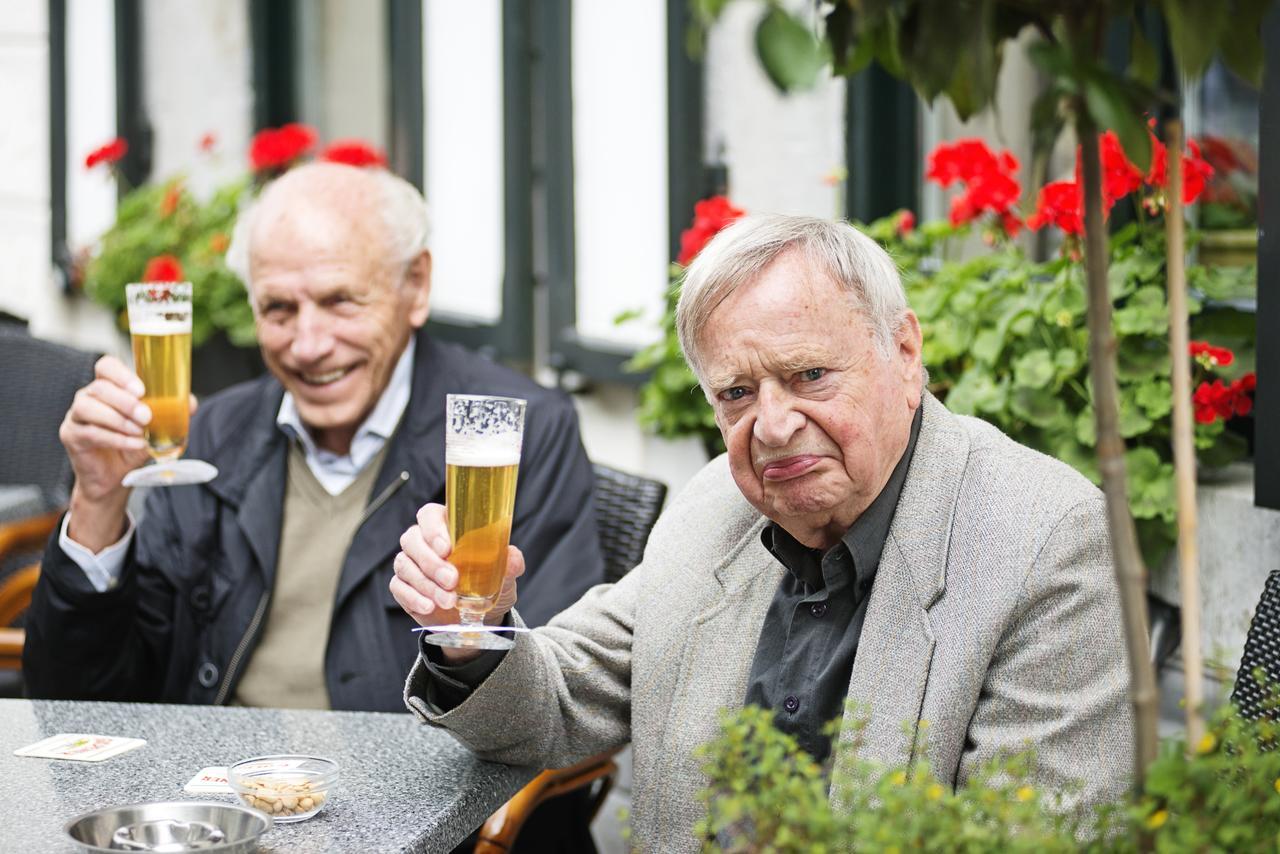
<box><xmin>698</xmin><ymin>249</ymin><xmax>922</xmax><ymax>549</ymax></box>
<box><xmin>248</xmin><ymin>177</ymin><xmax>430</xmax><ymax>455</ymax></box>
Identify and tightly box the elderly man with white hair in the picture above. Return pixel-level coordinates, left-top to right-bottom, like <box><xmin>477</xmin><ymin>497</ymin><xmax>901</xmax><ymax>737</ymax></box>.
<box><xmin>393</xmin><ymin>214</ymin><xmax>1134</xmax><ymax>851</ymax></box>
<box><xmin>25</xmin><ymin>161</ymin><xmax>603</xmax><ymax>712</ymax></box>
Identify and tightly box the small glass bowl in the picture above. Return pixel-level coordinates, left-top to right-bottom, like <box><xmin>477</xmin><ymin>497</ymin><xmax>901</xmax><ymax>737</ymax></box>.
<box><xmin>227</xmin><ymin>754</ymin><xmax>339</xmax><ymax>823</ymax></box>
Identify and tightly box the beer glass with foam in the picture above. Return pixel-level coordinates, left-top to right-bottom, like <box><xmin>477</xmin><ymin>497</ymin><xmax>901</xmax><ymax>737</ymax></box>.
<box><xmin>422</xmin><ymin>394</ymin><xmax>526</xmax><ymax>651</ymax></box>
<box><xmin>121</xmin><ymin>282</ymin><xmax>218</xmax><ymax>487</ymax></box>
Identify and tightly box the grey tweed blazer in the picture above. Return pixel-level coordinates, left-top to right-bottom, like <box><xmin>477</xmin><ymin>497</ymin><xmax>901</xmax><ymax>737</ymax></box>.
<box><xmin>405</xmin><ymin>394</ymin><xmax>1134</xmax><ymax>851</ymax></box>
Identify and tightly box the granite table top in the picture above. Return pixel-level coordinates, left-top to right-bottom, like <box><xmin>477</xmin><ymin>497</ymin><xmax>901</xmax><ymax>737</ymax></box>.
<box><xmin>0</xmin><ymin>699</ymin><xmax>536</xmax><ymax>853</ymax></box>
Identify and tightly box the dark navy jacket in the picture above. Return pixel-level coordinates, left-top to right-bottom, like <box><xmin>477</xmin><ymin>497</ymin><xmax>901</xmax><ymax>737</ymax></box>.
<box><xmin>25</xmin><ymin>331</ymin><xmax>603</xmax><ymax>711</ymax></box>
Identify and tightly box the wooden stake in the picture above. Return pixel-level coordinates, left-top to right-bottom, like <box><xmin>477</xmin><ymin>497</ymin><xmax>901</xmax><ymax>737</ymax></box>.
<box><xmin>1163</xmin><ymin>118</ymin><xmax>1206</xmax><ymax>748</ymax></box>
<box><xmin>1079</xmin><ymin>119</ymin><xmax>1160</xmax><ymax>785</ymax></box>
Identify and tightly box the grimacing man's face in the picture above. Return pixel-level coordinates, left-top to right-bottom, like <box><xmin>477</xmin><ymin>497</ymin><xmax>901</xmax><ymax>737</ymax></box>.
<box><xmin>249</xmin><ymin>203</ymin><xmax>431</xmax><ymax>454</ymax></box>
<box><xmin>698</xmin><ymin>249</ymin><xmax>923</xmax><ymax>549</ymax></box>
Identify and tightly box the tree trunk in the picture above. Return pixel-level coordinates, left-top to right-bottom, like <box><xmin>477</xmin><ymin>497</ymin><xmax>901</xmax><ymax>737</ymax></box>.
<box><xmin>1163</xmin><ymin>119</ymin><xmax>1206</xmax><ymax>748</ymax></box>
<box><xmin>1078</xmin><ymin>120</ymin><xmax>1160</xmax><ymax>785</ymax></box>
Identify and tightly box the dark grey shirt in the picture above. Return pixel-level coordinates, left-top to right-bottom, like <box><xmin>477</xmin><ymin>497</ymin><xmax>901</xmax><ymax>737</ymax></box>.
<box><xmin>745</xmin><ymin>406</ymin><xmax>922</xmax><ymax>763</ymax></box>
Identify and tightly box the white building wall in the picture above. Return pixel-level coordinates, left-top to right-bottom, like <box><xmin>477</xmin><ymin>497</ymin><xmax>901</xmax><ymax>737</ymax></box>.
<box><xmin>0</xmin><ymin>2</ymin><xmax>54</xmax><ymax>331</ymax></box>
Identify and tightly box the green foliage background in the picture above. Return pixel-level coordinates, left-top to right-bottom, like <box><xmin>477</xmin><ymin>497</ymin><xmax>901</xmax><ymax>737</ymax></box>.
<box><xmin>84</xmin><ymin>177</ymin><xmax>257</xmax><ymax>347</ymax></box>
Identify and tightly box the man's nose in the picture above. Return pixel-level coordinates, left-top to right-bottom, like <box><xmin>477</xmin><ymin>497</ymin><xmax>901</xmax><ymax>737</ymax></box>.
<box><xmin>753</xmin><ymin>384</ymin><xmax>804</xmax><ymax>447</ymax></box>
<box><xmin>290</xmin><ymin>305</ymin><xmax>336</xmax><ymax>363</ymax></box>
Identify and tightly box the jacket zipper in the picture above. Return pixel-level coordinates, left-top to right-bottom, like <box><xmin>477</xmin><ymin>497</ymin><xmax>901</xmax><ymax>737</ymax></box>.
<box><xmin>214</xmin><ymin>589</ymin><xmax>270</xmax><ymax>705</ymax></box>
<box><xmin>211</xmin><ymin>470</ymin><xmax>411</xmax><ymax>705</ymax></box>
<box><xmin>359</xmin><ymin>470</ymin><xmax>411</xmax><ymax>527</ymax></box>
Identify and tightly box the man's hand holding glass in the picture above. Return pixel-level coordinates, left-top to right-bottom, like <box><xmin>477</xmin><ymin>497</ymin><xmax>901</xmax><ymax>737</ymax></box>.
<box><xmin>391</xmin><ymin>502</ymin><xmax>526</xmax><ymax>663</ymax></box>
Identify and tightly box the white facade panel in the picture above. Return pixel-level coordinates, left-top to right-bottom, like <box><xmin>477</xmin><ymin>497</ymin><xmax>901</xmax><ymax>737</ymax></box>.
<box><xmin>423</xmin><ymin>0</ymin><xmax>505</xmax><ymax>326</ymax></box>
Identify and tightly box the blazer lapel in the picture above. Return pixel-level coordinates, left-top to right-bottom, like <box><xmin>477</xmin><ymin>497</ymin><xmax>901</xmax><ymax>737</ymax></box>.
<box><xmin>833</xmin><ymin>395</ymin><xmax>969</xmax><ymax>780</ymax></box>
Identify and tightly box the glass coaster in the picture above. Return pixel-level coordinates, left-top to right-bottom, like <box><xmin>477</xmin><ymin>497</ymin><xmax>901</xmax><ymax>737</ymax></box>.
<box><xmin>122</xmin><ymin>459</ymin><xmax>219</xmax><ymax>488</ymax></box>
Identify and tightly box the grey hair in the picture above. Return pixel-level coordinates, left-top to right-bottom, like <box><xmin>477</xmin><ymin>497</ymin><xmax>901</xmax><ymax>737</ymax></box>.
<box><xmin>675</xmin><ymin>213</ymin><xmax>910</xmax><ymax>380</ymax></box>
<box><xmin>225</xmin><ymin>162</ymin><xmax>432</xmax><ymax>289</ymax></box>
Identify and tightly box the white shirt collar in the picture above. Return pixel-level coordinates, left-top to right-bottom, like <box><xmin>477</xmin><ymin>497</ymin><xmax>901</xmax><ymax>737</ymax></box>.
<box><xmin>276</xmin><ymin>336</ymin><xmax>416</xmax><ymax>494</ymax></box>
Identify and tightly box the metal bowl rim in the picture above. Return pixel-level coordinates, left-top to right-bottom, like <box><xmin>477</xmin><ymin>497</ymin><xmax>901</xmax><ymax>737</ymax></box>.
<box><xmin>63</xmin><ymin>800</ymin><xmax>272</xmax><ymax>853</ymax></box>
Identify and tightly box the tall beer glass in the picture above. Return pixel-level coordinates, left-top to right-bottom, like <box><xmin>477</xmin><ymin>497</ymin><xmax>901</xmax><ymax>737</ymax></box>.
<box><xmin>121</xmin><ymin>282</ymin><xmax>218</xmax><ymax>487</ymax></box>
<box><xmin>423</xmin><ymin>394</ymin><xmax>526</xmax><ymax>651</ymax></box>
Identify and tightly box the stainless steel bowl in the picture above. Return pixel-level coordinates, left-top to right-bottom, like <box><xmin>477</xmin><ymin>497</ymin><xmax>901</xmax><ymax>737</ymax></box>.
<box><xmin>64</xmin><ymin>801</ymin><xmax>271</xmax><ymax>853</ymax></box>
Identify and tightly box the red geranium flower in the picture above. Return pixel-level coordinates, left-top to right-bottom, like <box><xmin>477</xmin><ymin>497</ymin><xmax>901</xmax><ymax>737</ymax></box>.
<box><xmin>1026</xmin><ymin>180</ymin><xmax>1084</xmax><ymax>236</ymax></box>
<box><xmin>1144</xmin><ymin>136</ymin><xmax>1213</xmax><ymax>205</ymax></box>
<box><xmin>142</xmin><ymin>255</ymin><xmax>184</xmax><ymax>283</ymax></box>
<box><xmin>248</xmin><ymin>123</ymin><xmax>318</xmax><ymax>172</ymax></box>
<box><xmin>1099</xmin><ymin>131</ymin><xmax>1145</xmax><ymax>205</ymax></box>
<box><xmin>198</xmin><ymin>132</ymin><xmax>217</xmax><ymax>153</ymax></box>
<box><xmin>1189</xmin><ymin>340</ymin><xmax>1234</xmax><ymax>368</ymax></box>
<box><xmin>927</xmin><ymin>139</ymin><xmax>1022</xmax><ymax>228</ymax></box>
<box><xmin>896</xmin><ymin>210</ymin><xmax>915</xmax><ymax>236</ymax></box>
<box><xmin>85</xmin><ymin>137</ymin><xmax>128</xmax><ymax>170</ymax></box>
<box><xmin>319</xmin><ymin>139</ymin><xmax>389</xmax><ymax>168</ymax></box>
<box><xmin>677</xmin><ymin>195</ymin><xmax>746</xmax><ymax>265</ymax></box>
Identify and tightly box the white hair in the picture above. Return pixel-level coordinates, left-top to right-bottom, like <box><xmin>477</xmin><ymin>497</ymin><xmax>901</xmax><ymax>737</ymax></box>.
<box><xmin>225</xmin><ymin>162</ymin><xmax>432</xmax><ymax>289</ymax></box>
<box><xmin>675</xmin><ymin>213</ymin><xmax>910</xmax><ymax>379</ymax></box>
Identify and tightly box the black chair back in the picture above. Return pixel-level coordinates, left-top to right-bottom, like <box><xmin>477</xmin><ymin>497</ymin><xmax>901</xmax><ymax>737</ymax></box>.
<box><xmin>1231</xmin><ymin>569</ymin><xmax>1280</xmax><ymax>721</ymax></box>
<box><xmin>0</xmin><ymin>328</ymin><xmax>97</xmax><ymax>507</ymax></box>
<box><xmin>592</xmin><ymin>464</ymin><xmax>668</xmax><ymax>584</ymax></box>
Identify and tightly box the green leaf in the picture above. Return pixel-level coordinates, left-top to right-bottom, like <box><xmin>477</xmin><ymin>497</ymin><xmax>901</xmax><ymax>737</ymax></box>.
<box><xmin>1128</xmin><ymin>22</ymin><xmax>1160</xmax><ymax>87</ymax></box>
<box><xmin>1119</xmin><ymin>395</ymin><xmax>1154</xmax><ymax>438</ymax></box>
<box><xmin>944</xmin><ymin>0</ymin><xmax>1000</xmax><ymax>120</ymax></box>
<box><xmin>1114</xmin><ymin>286</ymin><xmax>1168</xmax><ymax>337</ymax></box>
<box><xmin>898</xmin><ymin>0</ymin><xmax>983</xmax><ymax>107</ymax></box>
<box><xmin>1054</xmin><ymin>348</ymin><xmax>1080</xmax><ymax>375</ymax></box>
<box><xmin>1160</xmin><ymin>0</ymin><xmax>1230</xmax><ymax>78</ymax></box>
<box><xmin>755</xmin><ymin>6</ymin><xmax>828</xmax><ymax>93</ymax></box>
<box><xmin>1220</xmin><ymin>0</ymin><xmax>1268</xmax><ymax>87</ymax></box>
<box><xmin>1029</xmin><ymin>86</ymin><xmax>1067</xmax><ymax>172</ymax></box>
<box><xmin>1125</xmin><ymin>446</ymin><xmax>1175</xmax><ymax>521</ymax></box>
<box><xmin>971</xmin><ymin>329</ymin><xmax>1004</xmax><ymax>365</ymax></box>
<box><xmin>1083</xmin><ymin>72</ymin><xmax>1152</xmax><ymax>172</ymax></box>
<box><xmin>946</xmin><ymin>368</ymin><xmax>1007</xmax><ymax>415</ymax></box>
<box><xmin>1013</xmin><ymin>349</ymin><xmax>1055</xmax><ymax>389</ymax></box>
<box><xmin>1135</xmin><ymin>379</ymin><xmax>1174</xmax><ymax>419</ymax></box>
<box><xmin>1010</xmin><ymin>386</ymin><xmax>1068</xmax><ymax>429</ymax></box>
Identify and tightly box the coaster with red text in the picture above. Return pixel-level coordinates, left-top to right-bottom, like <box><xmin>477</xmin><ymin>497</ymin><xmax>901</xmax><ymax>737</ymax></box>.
<box><xmin>14</xmin><ymin>733</ymin><xmax>147</xmax><ymax>762</ymax></box>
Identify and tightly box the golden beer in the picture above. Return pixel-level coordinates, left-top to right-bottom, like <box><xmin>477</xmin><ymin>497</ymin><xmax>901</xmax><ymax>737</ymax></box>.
<box><xmin>447</xmin><ymin>461</ymin><xmax>520</xmax><ymax>610</ymax></box>
<box><xmin>131</xmin><ymin>331</ymin><xmax>192</xmax><ymax>460</ymax></box>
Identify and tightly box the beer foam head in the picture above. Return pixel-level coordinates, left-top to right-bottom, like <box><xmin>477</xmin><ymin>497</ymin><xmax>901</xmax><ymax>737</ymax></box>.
<box><xmin>128</xmin><ymin>315</ymin><xmax>192</xmax><ymax>335</ymax></box>
<box><xmin>126</xmin><ymin>283</ymin><xmax>193</xmax><ymax>333</ymax></box>
<box><xmin>446</xmin><ymin>435</ymin><xmax>521</xmax><ymax>467</ymax></box>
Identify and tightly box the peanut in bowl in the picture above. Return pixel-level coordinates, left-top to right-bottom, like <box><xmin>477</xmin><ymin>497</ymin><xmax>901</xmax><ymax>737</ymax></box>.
<box><xmin>227</xmin><ymin>754</ymin><xmax>339</xmax><ymax>823</ymax></box>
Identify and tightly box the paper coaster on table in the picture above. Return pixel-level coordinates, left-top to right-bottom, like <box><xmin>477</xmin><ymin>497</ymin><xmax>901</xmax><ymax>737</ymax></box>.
<box><xmin>14</xmin><ymin>733</ymin><xmax>146</xmax><ymax>762</ymax></box>
<box><xmin>184</xmin><ymin>766</ymin><xmax>234</xmax><ymax>794</ymax></box>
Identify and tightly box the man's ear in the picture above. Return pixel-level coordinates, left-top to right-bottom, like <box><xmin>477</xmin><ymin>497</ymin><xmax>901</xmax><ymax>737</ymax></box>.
<box><xmin>896</xmin><ymin>309</ymin><xmax>924</xmax><ymax>407</ymax></box>
<box><xmin>404</xmin><ymin>250</ymin><xmax>432</xmax><ymax>327</ymax></box>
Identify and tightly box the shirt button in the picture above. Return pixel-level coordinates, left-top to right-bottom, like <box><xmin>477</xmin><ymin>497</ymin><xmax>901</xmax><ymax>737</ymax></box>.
<box><xmin>810</xmin><ymin>602</ymin><xmax>828</xmax><ymax>618</ymax></box>
<box><xmin>783</xmin><ymin>695</ymin><xmax>800</xmax><ymax>714</ymax></box>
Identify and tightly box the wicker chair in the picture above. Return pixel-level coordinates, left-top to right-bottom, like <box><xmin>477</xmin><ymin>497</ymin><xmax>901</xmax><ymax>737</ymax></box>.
<box><xmin>1230</xmin><ymin>569</ymin><xmax>1280</xmax><ymax>722</ymax></box>
<box><xmin>473</xmin><ymin>463</ymin><xmax>667</xmax><ymax>853</ymax></box>
<box><xmin>0</xmin><ymin>327</ymin><xmax>98</xmax><ymax>511</ymax></box>
<box><xmin>0</xmin><ymin>328</ymin><xmax>97</xmax><ymax>682</ymax></box>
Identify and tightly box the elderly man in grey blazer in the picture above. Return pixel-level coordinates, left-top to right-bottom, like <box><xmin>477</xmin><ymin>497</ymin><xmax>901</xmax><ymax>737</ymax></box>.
<box><xmin>391</xmin><ymin>214</ymin><xmax>1134</xmax><ymax>851</ymax></box>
